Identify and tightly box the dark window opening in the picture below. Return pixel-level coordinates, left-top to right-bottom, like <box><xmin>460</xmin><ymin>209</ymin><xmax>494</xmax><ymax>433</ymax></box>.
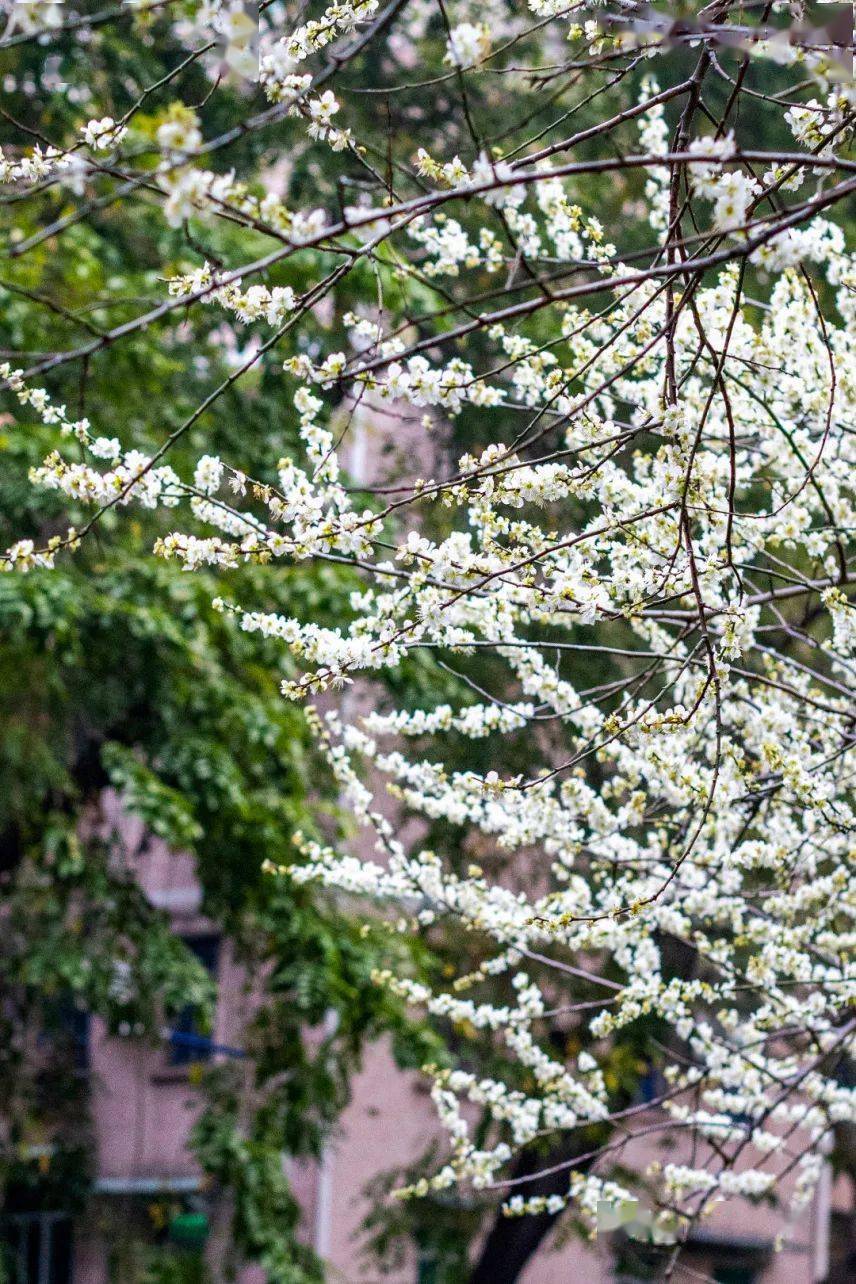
<box><xmin>38</xmin><ymin>997</ymin><xmax>90</xmax><ymax>1076</ymax></box>
<box><xmin>58</xmin><ymin>1001</ymin><xmax>90</xmax><ymax>1074</ymax></box>
<box><xmin>0</xmin><ymin>1211</ymin><xmax>73</xmax><ymax>1284</ymax></box>
<box><xmin>417</xmin><ymin>1256</ymin><xmax>438</xmax><ymax>1284</ymax></box>
<box><xmin>168</xmin><ymin>934</ymin><xmax>220</xmax><ymax>1066</ymax></box>
<box><xmin>637</xmin><ymin>1063</ymin><xmax>665</xmax><ymax>1104</ymax></box>
<box><xmin>613</xmin><ymin>1237</ymin><xmax>764</xmax><ymax>1283</ymax></box>
<box><xmin>713</xmin><ymin>1268</ymin><xmax>757</xmax><ymax>1284</ymax></box>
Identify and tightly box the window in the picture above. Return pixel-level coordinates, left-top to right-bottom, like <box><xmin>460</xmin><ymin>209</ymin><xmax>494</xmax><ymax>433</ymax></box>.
<box><xmin>0</xmin><ymin>1212</ymin><xmax>73</xmax><ymax>1284</ymax></box>
<box><xmin>637</xmin><ymin>1064</ymin><xmax>664</xmax><ymax>1104</ymax></box>
<box><xmin>416</xmin><ymin>1254</ymin><xmax>439</xmax><ymax>1284</ymax></box>
<box><xmin>167</xmin><ymin>934</ymin><xmax>220</xmax><ymax>1066</ymax></box>
<box><xmin>39</xmin><ymin>997</ymin><xmax>89</xmax><ymax>1074</ymax></box>
<box><xmin>59</xmin><ymin>1000</ymin><xmax>90</xmax><ymax>1074</ymax></box>
<box><xmin>713</xmin><ymin>1270</ymin><xmax>756</xmax><ymax>1284</ymax></box>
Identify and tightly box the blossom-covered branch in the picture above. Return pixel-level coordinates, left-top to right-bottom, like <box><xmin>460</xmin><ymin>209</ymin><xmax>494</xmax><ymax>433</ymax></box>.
<box><xmin>2</xmin><ymin>0</ymin><xmax>855</xmax><ymax>1264</ymax></box>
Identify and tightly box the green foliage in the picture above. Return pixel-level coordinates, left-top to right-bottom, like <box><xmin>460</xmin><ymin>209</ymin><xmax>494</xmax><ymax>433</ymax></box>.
<box><xmin>102</xmin><ymin>744</ymin><xmax>204</xmax><ymax>849</ymax></box>
<box><xmin>141</xmin><ymin>1253</ymin><xmax>210</xmax><ymax>1284</ymax></box>
<box><xmin>0</xmin><ymin>16</ymin><xmax>443</xmax><ymax>1279</ymax></box>
<box><xmin>0</xmin><ymin>492</ymin><xmax>439</xmax><ymax>1278</ymax></box>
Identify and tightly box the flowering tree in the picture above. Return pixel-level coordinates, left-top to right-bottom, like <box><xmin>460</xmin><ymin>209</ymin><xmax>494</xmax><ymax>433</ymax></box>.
<box><xmin>2</xmin><ymin>0</ymin><xmax>856</xmax><ymax>1275</ymax></box>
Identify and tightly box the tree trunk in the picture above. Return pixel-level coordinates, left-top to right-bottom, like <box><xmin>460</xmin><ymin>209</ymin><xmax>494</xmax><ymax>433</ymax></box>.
<box><xmin>468</xmin><ymin>1138</ymin><xmax>595</xmax><ymax>1284</ymax></box>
